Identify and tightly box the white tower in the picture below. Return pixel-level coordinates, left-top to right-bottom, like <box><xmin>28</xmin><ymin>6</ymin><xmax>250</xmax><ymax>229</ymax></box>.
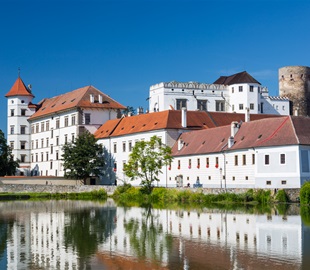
<box><xmin>5</xmin><ymin>76</ymin><xmax>35</xmax><ymax>176</ymax></box>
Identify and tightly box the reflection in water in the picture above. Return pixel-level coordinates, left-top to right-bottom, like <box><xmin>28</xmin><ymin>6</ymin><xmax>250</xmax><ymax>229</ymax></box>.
<box><xmin>0</xmin><ymin>200</ymin><xmax>309</xmax><ymax>269</ymax></box>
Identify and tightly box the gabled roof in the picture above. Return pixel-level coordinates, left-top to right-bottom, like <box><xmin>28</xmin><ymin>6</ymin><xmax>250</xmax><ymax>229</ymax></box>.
<box><xmin>213</xmin><ymin>71</ymin><xmax>261</xmax><ymax>85</ymax></box>
<box><xmin>172</xmin><ymin>116</ymin><xmax>309</xmax><ymax>157</ymax></box>
<box><xmin>5</xmin><ymin>77</ymin><xmax>34</xmax><ymax>97</ymax></box>
<box><xmin>29</xmin><ymin>85</ymin><xmax>125</xmax><ymax>120</ymax></box>
<box><xmin>94</xmin><ymin>110</ymin><xmax>282</xmax><ymax>139</ymax></box>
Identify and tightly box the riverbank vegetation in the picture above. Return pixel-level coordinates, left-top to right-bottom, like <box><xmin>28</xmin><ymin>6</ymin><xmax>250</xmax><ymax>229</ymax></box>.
<box><xmin>112</xmin><ymin>183</ymin><xmax>287</xmax><ymax>207</ymax></box>
<box><xmin>0</xmin><ymin>189</ymin><xmax>107</xmax><ymax>201</ymax></box>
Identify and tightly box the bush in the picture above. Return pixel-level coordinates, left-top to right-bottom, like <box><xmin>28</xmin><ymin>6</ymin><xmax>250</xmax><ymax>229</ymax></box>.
<box><xmin>253</xmin><ymin>189</ymin><xmax>271</xmax><ymax>204</ymax></box>
<box><xmin>300</xmin><ymin>181</ymin><xmax>310</xmax><ymax>205</ymax></box>
<box><xmin>275</xmin><ymin>189</ymin><xmax>289</xmax><ymax>203</ymax></box>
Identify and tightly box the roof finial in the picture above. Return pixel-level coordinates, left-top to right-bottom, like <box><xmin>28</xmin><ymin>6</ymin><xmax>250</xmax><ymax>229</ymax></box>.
<box><xmin>18</xmin><ymin>67</ymin><xmax>20</xmax><ymax>78</ymax></box>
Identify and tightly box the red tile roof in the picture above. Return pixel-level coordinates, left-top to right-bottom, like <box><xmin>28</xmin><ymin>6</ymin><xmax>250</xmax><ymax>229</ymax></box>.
<box><xmin>94</xmin><ymin>110</ymin><xmax>281</xmax><ymax>139</ymax></box>
<box><xmin>29</xmin><ymin>85</ymin><xmax>125</xmax><ymax>120</ymax></box>
<box><xmin>5</xmin><ymin>77</ymin><xmax>34</xmax><ymax>97</ymax></box>
<box><xmin>172</xmin><ymin>116</ymin><xmax>308</xmax><ymax>157</ymax></box>
<box><xmin>213</xmin><ymin>71</ymin><xmax>261</xmax><ymax>85</ymax></box>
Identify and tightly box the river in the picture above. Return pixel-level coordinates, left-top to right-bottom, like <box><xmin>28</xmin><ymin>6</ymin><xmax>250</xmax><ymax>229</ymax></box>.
<box><xmin>0</xmin><ymin>199</ymin><xmax>309</xmax><ymax>269</ymax></box>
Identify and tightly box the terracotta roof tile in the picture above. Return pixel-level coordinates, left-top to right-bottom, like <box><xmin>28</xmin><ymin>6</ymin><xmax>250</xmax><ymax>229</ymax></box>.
<box><xmin>95</xmin><ymin>110</ymin><xmax>279</xmax><ymax>139</ymax></box>
<box><xmin>5</xmin><ymin>77</ymin><xmax>34</xmax><ymax>97</ymax></box>
<box><xmin>213</xmin><ymin>71</ymin><xmax>261</xmax><ymax>85</ymax></box>
<box><xmin>172</xmin><ymin>116</ymin><xmax>307</xmax><ymax>157</ymax></box>
<box><xmin>29</xmin><ymin>85</ymin><xmax>125</xmax><ymax>120</ymax></box>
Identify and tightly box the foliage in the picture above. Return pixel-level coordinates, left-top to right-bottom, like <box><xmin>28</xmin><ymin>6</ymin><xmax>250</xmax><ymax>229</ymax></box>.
<box><xmin>300</xmin><ymin>181</ymin><xmax>310</xmax><ymax>205</ymax></box>
<box><xmin>252</xmin><ymin>189</ymin><xmax>272</xmax><ymax>204</ymax></box>
<box><xmin>62</xmin><ymin>131</ymin><xmax>105</xmax><ymax>183</ymax></box>
<box><xmin>122</xmin><ymin>106</ymin><xmax>136</xmax><ymax>116</ymax></box>
<box><xmin>0</xmin><ymin>129</ymin><xmax>19</xmax><ymax>176</ymax></box>
<box><xmin>275</xmin><ymin>189</ymin><xmax>290</xmax><ymax>203</ymax></box>
<box><xmin>123</xmin><ymin>136</ymin><xmax>173</xmax><ymax>194</ymax></box>
<box><xmin>300</xmin><ymin>206</ymin><xmax>310</xmax><ymax>226</ymax></box>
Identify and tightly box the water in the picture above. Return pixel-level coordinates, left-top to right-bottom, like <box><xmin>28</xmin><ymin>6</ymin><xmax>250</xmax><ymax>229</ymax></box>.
<box><xmin>0</xmin><ymin>200</ymin><xmax>309</xmax><ymax>269</ymax></box>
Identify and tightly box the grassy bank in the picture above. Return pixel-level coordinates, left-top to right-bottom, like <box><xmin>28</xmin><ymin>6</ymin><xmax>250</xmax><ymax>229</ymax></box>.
<box><xmin>111</xmin><ymin>184</ymin><xmax>288</xmax><ymax>207</ymax></box>
<box><xmin>0</xmin><ymin>189</ymin><xmax>108</xmax><ymax>201</ymax></box>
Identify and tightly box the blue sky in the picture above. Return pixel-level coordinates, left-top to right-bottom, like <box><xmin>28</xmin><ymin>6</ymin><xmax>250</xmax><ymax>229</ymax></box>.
<box><xmin>1</xmin><ymin>0</ymin><xmax>309</xmax><ymax>136</ymax></box>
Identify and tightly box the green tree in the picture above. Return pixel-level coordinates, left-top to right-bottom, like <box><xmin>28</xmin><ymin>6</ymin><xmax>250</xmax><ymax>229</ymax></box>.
<box><xmin>0</xmin><ymin>129</ymin><xmax>19</xmax><ymax>176</ymax></box>
<box><xmin>122</xmin><ymin>105</ymin><xmax>136</xmax><ymax>116</ymax></box>
<box><xmin>123</xmin><ymin>136</ymin><xmax>172</xmax><ymax>194</ymax></box>
<box><xmin>62</xmin><ymin>131</ymin><xmax>105</xmax><ymax>183</ymax></box>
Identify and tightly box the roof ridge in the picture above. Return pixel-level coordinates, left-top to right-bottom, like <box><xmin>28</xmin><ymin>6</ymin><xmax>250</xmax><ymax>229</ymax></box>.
<box><xmin>290</xmin><ymin>116</ymin><xmax>300</xmax><ymax>144</ymax></box>
<box><xmin>255</xmin><ymin>116</ymin><xmax>290</xmax><ymax>146</ymax></box>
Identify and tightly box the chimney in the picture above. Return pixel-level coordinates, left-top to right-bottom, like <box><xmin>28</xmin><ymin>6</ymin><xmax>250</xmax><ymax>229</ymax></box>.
<box><xmin>245</xmin><ymin>107</ymin><xmax>250</xmax><ymax>122</ymax></box>
<box><xmin>98</xmin><ymin>95</ymin><xmax>102</xmax><ymax>103</ymax></box>
<box><xmin>178</xmin><ymin>139</ymin><xmax>184</xmax><ymax>151</ymax></box>
<box><xmin>128</xmin><ymin>112</ymin><xmax>132</xmax><ymax>117</ymax></box>
<box><xmin>181</xmin><ymin>107</ymin><xmax>187</xmax><ymax>128</ymax></box>
<box><xmin>137</xmin><ymin>107</ymin><xmax>144</xmax><ymax>115</ymax></box>
<box><xmin>90</xmin><ymin>94</ymin><xmax>94</xmax><ymax>103</ymax></box>
<box><xmin>228</xmin><ymin>121</ymin><xmax>240</xmax><ymax>148</ymax></box>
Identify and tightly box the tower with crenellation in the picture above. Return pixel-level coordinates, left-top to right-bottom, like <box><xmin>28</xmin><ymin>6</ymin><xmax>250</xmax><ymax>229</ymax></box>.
<box><xmin>279</xmin><ymin>66</ymin><xmax>310</xmax><ymax>116</ymax></box>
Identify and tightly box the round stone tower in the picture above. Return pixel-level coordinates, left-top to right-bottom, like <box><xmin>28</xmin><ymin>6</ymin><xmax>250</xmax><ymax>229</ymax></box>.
<box><xmin>279</xmin><ymin>66</ymin><xmax>310</xmax><ymax>116</ymax></box>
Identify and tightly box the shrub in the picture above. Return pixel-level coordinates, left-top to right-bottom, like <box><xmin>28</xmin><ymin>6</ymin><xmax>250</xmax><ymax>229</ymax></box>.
<box><xmin>300</xmin><ymin>181</ymin><xmax>310</xmax><ymax>205</ymax></box>
<box><xmin>253</xmin><ymin>189</ymin><xmax>271</xmax><ymax>204</ymax></box>
<box><xmin>275</xmin><ymin>189</ymin><xmax>289</xmax><ymax>203</ymax></box>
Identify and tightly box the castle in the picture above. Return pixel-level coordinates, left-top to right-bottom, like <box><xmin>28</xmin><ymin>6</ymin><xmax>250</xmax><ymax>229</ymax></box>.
<box><xmin>5</xmin><ymin>66</ymin><xmax>310</xmax><ymax>185</ymax></box>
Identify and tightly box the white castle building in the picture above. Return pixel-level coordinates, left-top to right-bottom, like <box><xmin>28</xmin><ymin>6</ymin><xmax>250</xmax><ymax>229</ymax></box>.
<box><xmin>149</xmin><ymin>71</ymin><xmax>290</xmax><ymax>115</ymax></box>
<box><xmin>5</xmin><ymin>76</ymin><xmax>125</xmax><ymax>177</ymax></box>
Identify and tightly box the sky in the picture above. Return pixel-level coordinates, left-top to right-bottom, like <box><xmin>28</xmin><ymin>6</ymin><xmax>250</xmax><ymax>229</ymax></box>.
<box><xmin>0</xmin><ymin>0</ymin><xmax>310</xmax><ymax>136</ymax></box>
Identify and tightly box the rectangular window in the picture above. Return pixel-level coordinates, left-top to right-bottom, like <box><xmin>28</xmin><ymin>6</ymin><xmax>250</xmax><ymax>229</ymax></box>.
<box><xmin>129</xmin><ymin>141</ymin><xmax>132</xmax><ymax>152</ymax></box>
<box><xmin>176</xmin><ymin>99</ymin><xmax>187</xmax><ymax>110</ymax></box>
<box><xmin>40</xmin><ymin>139</ymin><xmax>43</xmax><ymax>148</ymax></box>
<box><xmin>65</xmin><ymin>135</ymin><xmax>68</xmax><ymax>144</ymax></box>
<box><xmin>197</xmin><ymin>100</ymin><xmax>207</xmax><ymax>111</ymax></box>
<box><xmin>46</xmin><ymin>138</ymin><xmax>49</xmax><ymax>147</ymax></box>
<box><xmin>113</xmin><ymin>143</ymin><xmax>117</xmax><ymax>153</ymax></box>
<box><xmin>36</xmin><ymin>140</ymin><xmax>38</xmax><ymax>149</ymax></box>
<box><xmin>245</xmin><ymin>176</ymin><xmax>248</xmax><ymax>180</ymax></box>
<box><xmin>71</xmin><ymin>115</ymin><xmax>76</xmax><ymax>125</ymax></box>
<box><xmin>50</xmin><ymin>161</ymin><xmax>53</xmax><ymax>170</ymax></box>
<box><xmin>56</xmin><ymin>151</ymin><xmax>59</xmax><ymax>160</ymax></box>
<box><xmin>250</xmin><ymin>85</ymin><xmax>254</xmax><ymax>92</ymax></box>
<box><xmin>215</xmin><ymin>157</ymin><xmax>219</xmax><ymax>166</ymax></box>
<box><xmin>216</xmin><ymin>101</ymin><xmax>225</xmax><ymax>111</ymax></box>
<box><xmin>188</xmin><ymin>159</ymin><xmax>192</xmax><ymax>168</ymax></box>
<box><xmin>71</xmin><ymin>133</ymin><xmax>75</xmax><ymax>142</ymax></box>
<box><xmin>252</xmin><ymin>154</ymin><xmax>255</xmax><ymax>165</ymax></box>
<box><xmin>261</xmin><ymin>102</ymin><xmax>264</xmax><ymax>113</ymax></box>
<box><xmin>197</xmin><ymin>158</ymin><xmax>200</xmax><ymax>168</ymax></box>
<box><xmin>21</xmin><ymin>109</ymin><xmax>26</xmax><ymax>116</ymax></box>
<box><xmin>20</xmin><ymin>141</ymin><xmax>26</xmax><ymax>150</ymax></box>
<box><xmin>41</xmin><ymin>152</ymin><xmax>43</xmax><ymax>162</ymax></box>
<box><xmin>10</xmin><ymin>109</ymin><xmax>14</xmax><ymax>116</ymax></box>
<box><xmin>56</xmin><ymin>136</ymin><xmax>59</xmax><ymax>146</ymax></box>
<box><xmin>35</xmin><ymin>153</ymin><xmax>38</xmax><ymax>162</ymax></box>
<box><xmin>41</xmin><ymin>122</ymin><xmax>44</xmax><ymax>132</ymax></box>
<box><xmin>31</xmin><ymin>125</ymin><xmax>34</xmax><ymax>134</ymax></box>
<box><xmin>281</xmin><ymin>180</ymin><xmax>287</xmax><ymax>185</ymax></box>
<box><xmin>232</xmin><ymin>176</ymin><xmax>235</xmax><ymax>181</ymax></box>
<box><xmin>51</xmin><ymin>145</ymin><xmax>53</xmax><ymax>154</ymax></box>
<box><xmin>242</xmin><ymin>154</ymin><xmax>246</xmax><ymax>165</ymax></box>
<box><xmin>56</xmin><ymin>118</ymin><xmax>60</xmax><ymax>129</ymax></box>
<box><xmin>239</xmin><ymin>86</ymin><xmax>243</xmax><ymax>92</ymax></box>
<box><xmin>232</xmin><ymin>87</ymin><xmax>234</xmax><ymax>93</ymax></box>
<box><xmin>239</xmin><ymin>104</ymin><xmax>244</xmax><ymax>110</ymax></box>
<box><xmin>122</xmin><ymin>142</ymin><xmax>126</xmax><ymax>152</ymax></box>
<box><xmin>10</xmin><ymin>141</ymin><xmax>14</xmax><ymax>149</ymax></box>
<box><xmin>46</xmin><ymin>152</ymin><xmax>49</xmax><ymax>161</ymax></box>
<box><xmin>234</xmin><ymin>155</ymin><xmax>238</xmax><ymax>166</ymax></box>
<box><xmin>36</xmin><ymin>124</ymin><xmax>39</xmax><ymax>133</ymax></box>
<box><xmin>85</xmin><ymin>113</ymin><xmax>91</xmax><ymax>125</ymax></box>
<box><xmin>31</xmin><ymin>140</ymin><xmax>34</xmax><ymax>149</ymax></box>
<box><xmin>178</xmin><ymin>160</ymin><xmax>181</xmax><ymax>169</ymax></box>
<box><xmin>31</xmin><ymin>154</ymin><xmax>34</xmax><ymax>162</ymax></box>
<box><xmin>250</xmin><ymin>103</ymin><xmax>254</xmax><ymax>110</ymax></box>
<box><xmin>266</xmin><ymin>180</ymin><xmax>271</xmax><ymax>185</ymax></box>
<box><xmin>206</xmin><ymin>157</ymin><xmax>209</xmax><ymax>167</ymax></box>
<box><xmin>20</xmin><ymin>155</ymin><xmax>26</xmax><ymax>163</ymax></box>
<box><xmin>280</xmin><ymin>154</ymin><xmax>286</xmax><ymax>164</ymax></box>
<box><xmin>46</xmin><ymin>121</ymin><xmax>50</xmax><ymax>131</ymax></box>
<box><xmin>10</xmin><ymin>125</ymin><xmax>14</xmax><ymax>134</ymax></box>
<box><xmin>265</xmin><ymin>155</ymin><xmax>270</xmax><ymax>165</ymax></box>
<box><xmin>51</xmin><ymin>129</ymin><xmax>53</xmax><ymax>138</ymax></box>
<box><xmin>64</xmin><ymin>117</ymin><xmax>69</xmax><ymax>127</ymax></box>
<box><xmin>20</xmin><ymin>126</ymin><xmax>26</xmax><ymax>134</ymax></box>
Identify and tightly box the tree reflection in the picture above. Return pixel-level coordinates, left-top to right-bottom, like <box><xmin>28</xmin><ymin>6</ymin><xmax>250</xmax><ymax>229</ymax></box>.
<box><xmin>64</xmin><ymin>207</ymin><xmax>116</xmax><ymax>267</ymax></box>
<box><xmin>0</xmin><ymin>221</ymin><xmax>8</xmax><ymax>261</ymax></box>
<box><xmin>124</xmin><ymin>205</ymin><xmax>173</xmax><ymax>264</ymax></box>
